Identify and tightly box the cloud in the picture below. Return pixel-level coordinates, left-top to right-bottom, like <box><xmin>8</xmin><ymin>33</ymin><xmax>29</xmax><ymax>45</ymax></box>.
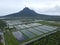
<box><xmin>42</xmin><ymin>6</ymin><xmax>60</xmax><ymax>15</ymax></box>
<box><xmin>0</xmin><ymin>0</ymin><xmax>60</xmax><ymax>16</ymax></box>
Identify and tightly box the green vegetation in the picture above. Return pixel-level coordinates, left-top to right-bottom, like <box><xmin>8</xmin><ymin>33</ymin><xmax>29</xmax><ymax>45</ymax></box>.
<box><xmin>0</xmin><ymin>19</ymin><xmax>60</xmax><ymax>45</ymax></box>
<box><xmin>28</xmin><ymin>21</ymin><xmax>60</xmax><ymax>45</ymax></box>
<box><xmin>28</xmin><ymin>30</ymin><xmax>60</xmax><ymax>45</ymax></box>
<box><xmin>0</xmin><ymin>42</ymin><xmax>3</xmax><ymax>45</ymax></box>
<box><xmin>4</xmin><ymin>31</ymin><xmax>20</xmax><ymax>45</ymax></box>
<box><xmin>37</xmin><ymin>21</ymin><xmax>60</xmax><ymax>27</ymax></box>
<box><xmin>0</xmin><ymin>20</ymin><xmax>7</xmax><ymax>30</ymax></box>
<box><xmin>0</xmin><ymin>19</ymin><xmax>20</xmax><ymax>45</ymax></box>
<box><xmin>0</xmin><ymin>35</ymin><xmax>3</xmax><ymax>45</ymax></box>
<box><xmin>0</xmin><ymin>20</ymin><xmax>7</xmax><ymax>45</ymax></box>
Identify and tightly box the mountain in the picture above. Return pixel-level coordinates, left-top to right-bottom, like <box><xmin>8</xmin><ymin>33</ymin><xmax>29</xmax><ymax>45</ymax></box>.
<box><xmin>2</xmin><ymin>7</ymin><xmax>38</xmax><ymax>18</ymax></box>
<box><xmin>0</xmin><ymin>7</ymin><xmax>60</xmax><ymax>21</ymax></box>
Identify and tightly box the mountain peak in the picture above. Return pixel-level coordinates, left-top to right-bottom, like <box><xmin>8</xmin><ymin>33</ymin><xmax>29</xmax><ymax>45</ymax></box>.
<box><xmin>18</xmin><ymin>7</ymin><xmax>38</xmax><ymax>15</ymax></box>
<box><xmin>22</xmin><ymin>7</ymin><xmax>32</xmax><ymax>12</ymax></box>
<box><xmin>23</xmin><ymin>7</ymin><xmax>30</xmax><ymax>10</ymax></box>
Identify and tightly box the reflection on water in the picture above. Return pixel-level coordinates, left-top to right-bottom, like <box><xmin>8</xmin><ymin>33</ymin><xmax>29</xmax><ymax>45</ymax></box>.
<box><xmin>12</xmin><ymin>31</ymin><xmax>27</xmax><ymax>41</ymax></box>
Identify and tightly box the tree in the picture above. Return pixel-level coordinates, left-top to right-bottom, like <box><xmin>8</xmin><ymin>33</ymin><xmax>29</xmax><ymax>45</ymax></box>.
<box><xmin>0</xmin><ymin>35</ymin><xmax>2</xmax><ymax>42</ymax></box>
<box><xmin>0</xmin><ymin>20</ymin><xmax>7</xmax><ymax>30</ymax></box>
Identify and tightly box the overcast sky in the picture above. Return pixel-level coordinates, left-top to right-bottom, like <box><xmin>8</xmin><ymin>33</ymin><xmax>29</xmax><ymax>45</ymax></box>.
<box><xmin>0</xmin><ymin>0</ymin><xmax>60</xmax><ymax>16</ymax></box>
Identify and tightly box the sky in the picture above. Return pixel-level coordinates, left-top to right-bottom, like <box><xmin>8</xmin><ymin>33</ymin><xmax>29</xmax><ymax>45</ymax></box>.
<box><xmin>0</xmin><ymin>0</ymin><xmax>60</xmax><ymax>16</ymax></box>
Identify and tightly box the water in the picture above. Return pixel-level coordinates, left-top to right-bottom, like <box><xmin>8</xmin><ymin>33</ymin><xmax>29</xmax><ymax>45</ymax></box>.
<box><xmin>12</xmin><ymin>31</ymin><xmax>27</xmax><ymax>41</ymax></box>
<box><xmin>37</xmin><ymin>26</ymin><xmax>50</xmax><ymax>31</ymax></box>
<box><xmin>37</xmin><ymin>26</ymin><xmax>56</xmax><ymax>31</ymax></box>
<box><xmin>0</xmin><ymin>32</ymin><xmax>3</xmax><ymax>35</ymax></box>
<box><xmin>34</xmin><ymin>27</ymin><xmax>49</xmax><ymax>33</ymax></box>
<box><xmin>21</xmin><ymin>30</ymin><xmax>35</xmax><ymax>38</ymax></box>
<box><xmin>12</xmin><ymin>25</ymin><xmax>57</xmax><ymax>42</ymax></box>
<box><xmin>27</xmin><ymin>28</ymin><xmax>43</xmax><ymax>35</ymax></box>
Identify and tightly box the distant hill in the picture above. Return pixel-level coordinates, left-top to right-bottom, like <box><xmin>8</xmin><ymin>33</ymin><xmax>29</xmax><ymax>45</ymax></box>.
<box><xmin>0</xmin><ymin>7</ymin><xmax>60</xmax><ymax>21</ymax></box>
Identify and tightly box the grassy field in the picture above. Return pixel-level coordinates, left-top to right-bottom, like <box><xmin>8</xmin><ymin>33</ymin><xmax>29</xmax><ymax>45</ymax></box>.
<box><xmin>37</xmin><ymin>21</ymin><xmax>60</xmax><ymax>27</ymax></box>
<box><xmin>0</xmin><ymin>42</ymin><xmax>3</xmax><ymax>45</ymax></box>
<box><xmin>4</xmin><ymin>31</ymin><xmax>20</xmax><ymax>45</ymax></box>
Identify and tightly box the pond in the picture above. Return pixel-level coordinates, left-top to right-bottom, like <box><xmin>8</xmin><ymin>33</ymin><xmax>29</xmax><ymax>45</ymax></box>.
<box><xmin>12</xmin><ymin>31</ymin><xmax>27</xmax><ymax>41</ymax></box>
<box><xmin>27</xmin><ymin>28</ymin><xmax>43</xmax><ymax>35</ymax></box>
<box><xmin>21</xmin><ymin>30</ymin><xmax>36</xmax><ymax>38</ymax></box>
